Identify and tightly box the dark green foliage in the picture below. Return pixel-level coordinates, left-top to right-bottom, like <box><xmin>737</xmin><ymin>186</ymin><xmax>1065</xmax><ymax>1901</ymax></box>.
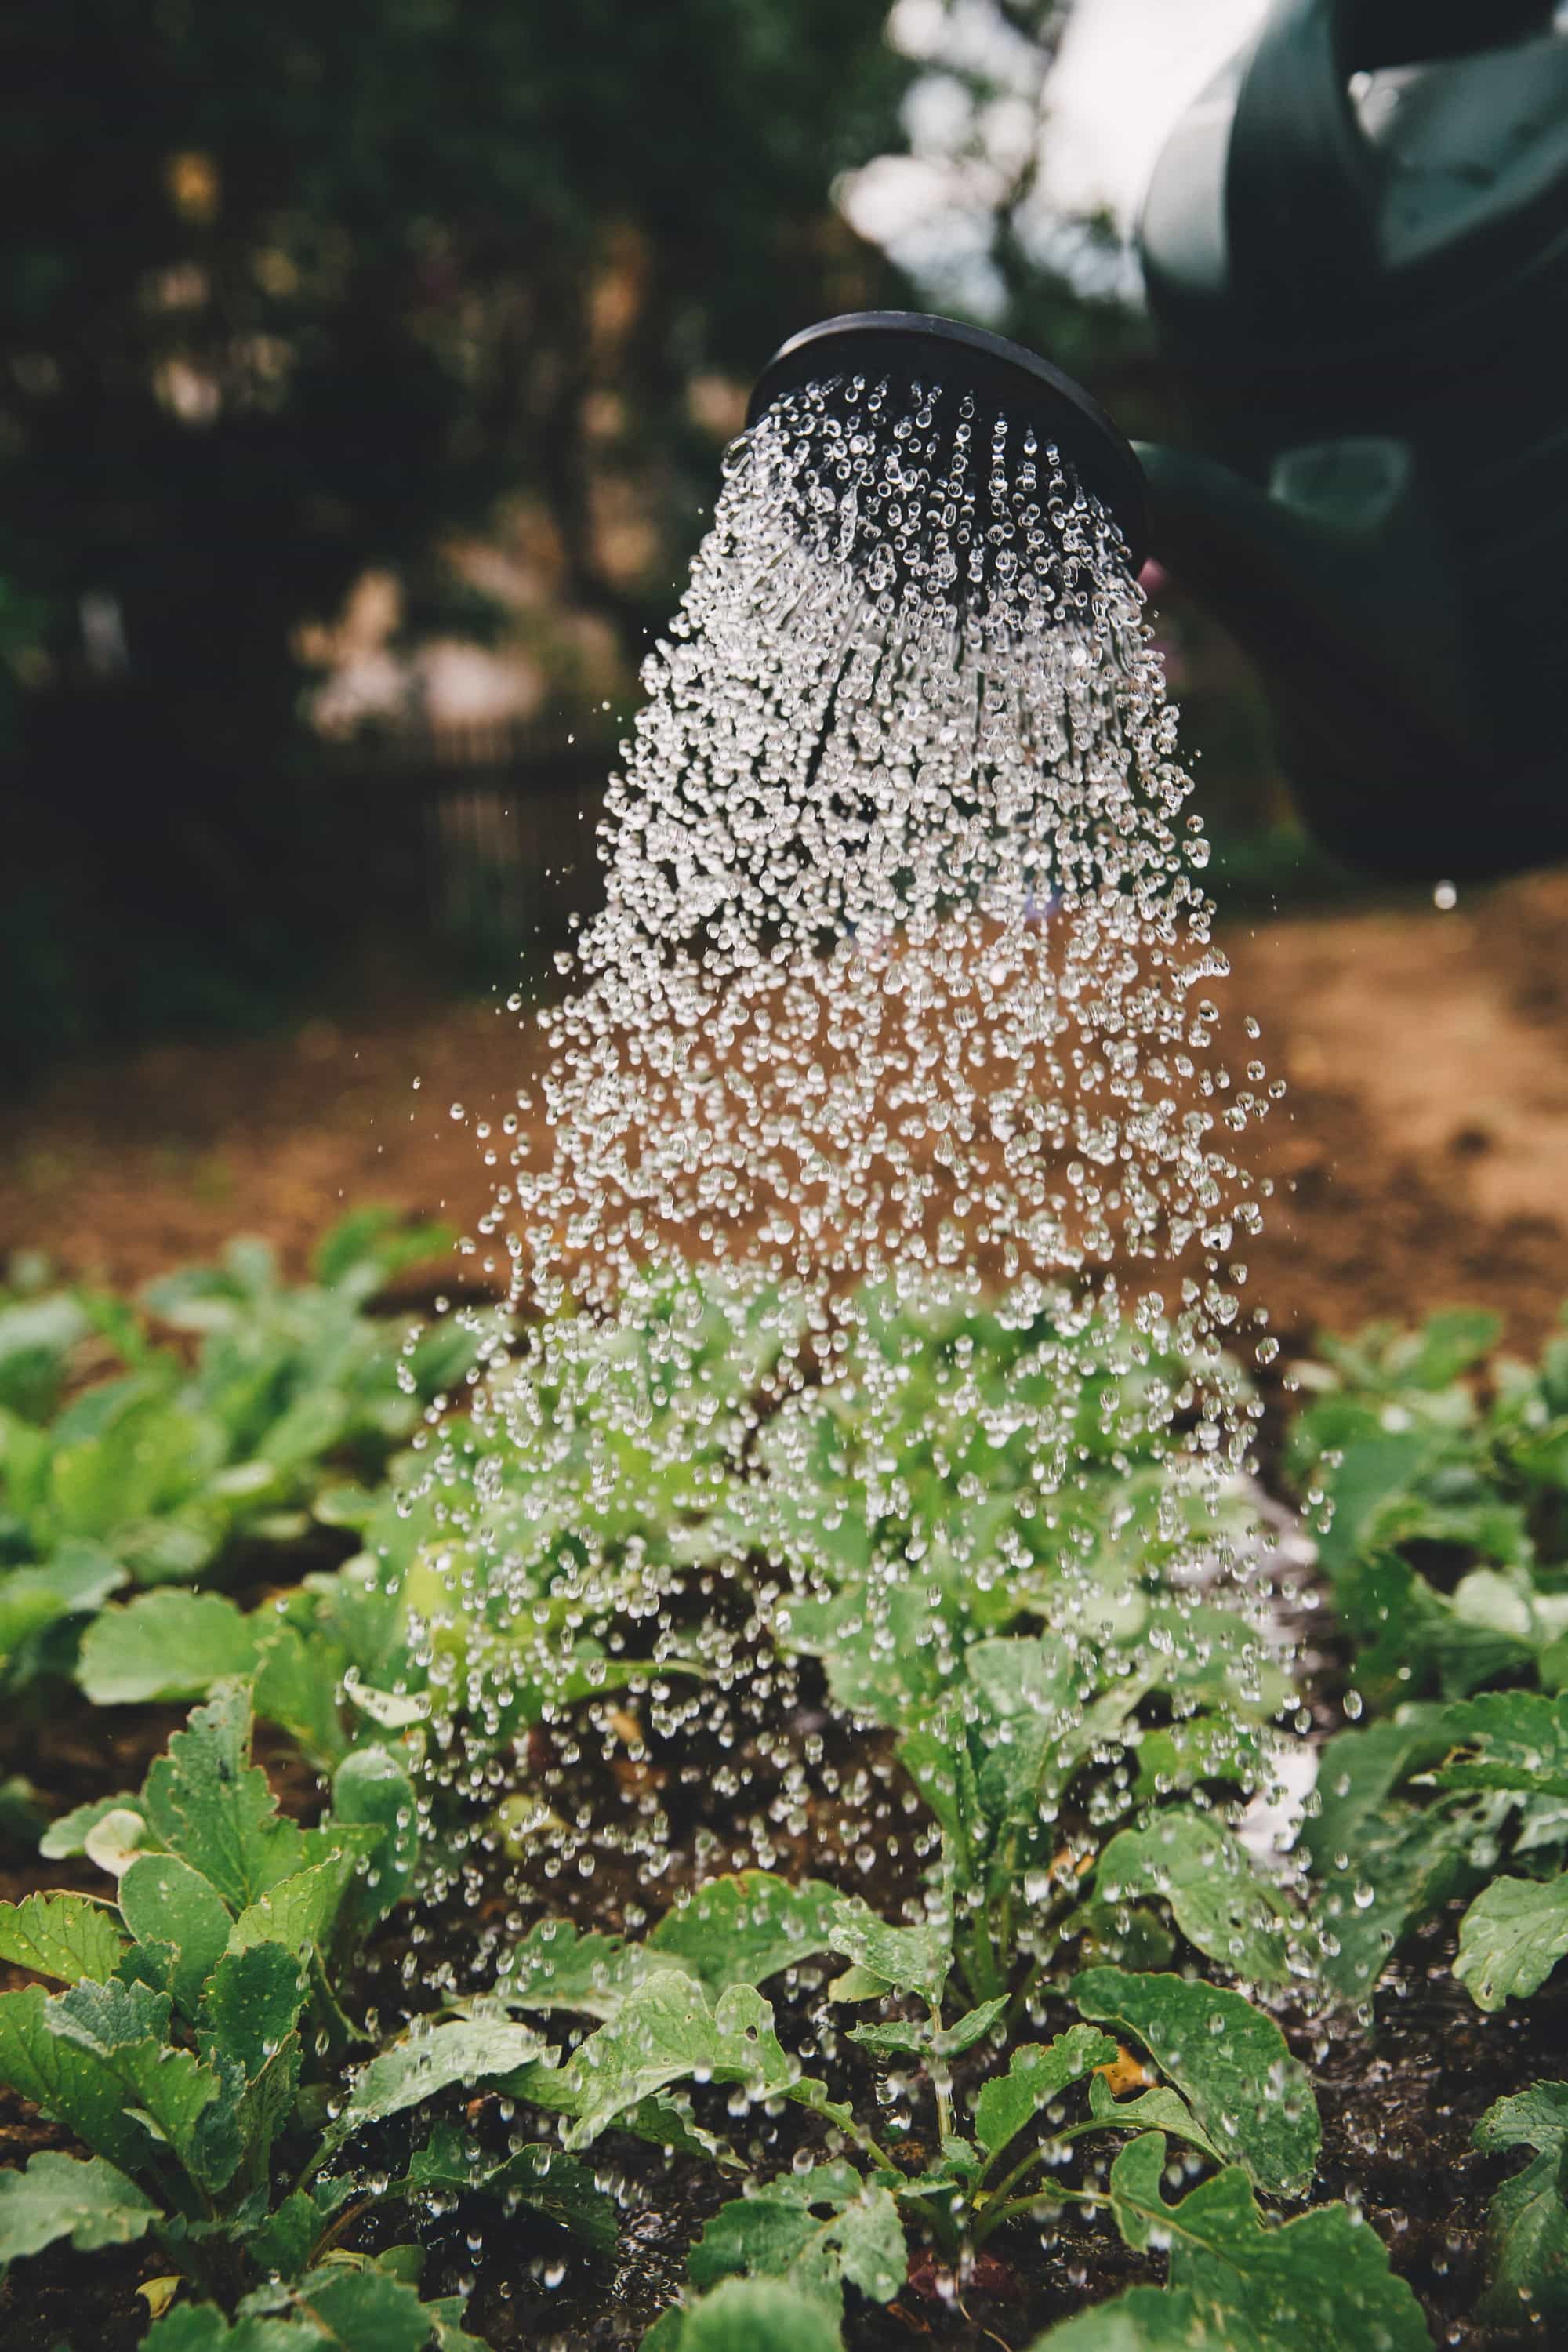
<box><xmin>0</xmin><ymin>1212</ymin><xmax>466</xmax><ymax>1704</ymax></box>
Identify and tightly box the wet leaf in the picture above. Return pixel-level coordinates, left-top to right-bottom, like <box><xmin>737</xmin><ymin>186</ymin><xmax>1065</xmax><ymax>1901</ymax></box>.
<box><xmin>1029</xmin><ymin>2285</ymin><xmax>1257</xmax><ymax>2347</ymax></box>
<box><xmin>1472</xmin><ymin>2080</ymin><xmax>1568</xmax><ymax>2324</ymax></box>
<box><xmin>848</xmin><ymin>1994</ymin><xmax>1006</xmax><ymax>2060</ymax></box>
<box><xmin>199</xmin><ymin>1944</ymin><xmax>310</xmax><ymax>2078</ymax></box>
<box><xmin>227</xmin><ymin>1849</ymin><xmax>366</xmax><ymax>1962</ymax></box>
<box><xmin>973</xmin><ymin>2025</ymin><xmax>1118</xmax><ymax>2159</ymax></box>
<box><xmin>78</xmin><ymin>1591</ymin><xmax>260</xmax><ymax>1706</ymax></box>
<box><xmin>395</xmin><ymin>2120</ymin><xmax>618</xmax><ymax>2256</ymax></box>
<box><xmin>253</xmin><ymin>1624</ymin><xmax>350</xmax><ymax>1774</ymax></box>
<box><xmin>492</xmin><ymin>1920</ymin><xmax>658</xmax><ymax>2020</ymax></box>
<box><xmin>85</xmin><ymin>1805</ymin><xmax>154</xmax><ymax>1878</ymax></box>
<box><xmin>647</xmin><ymin>1872</ymin><xmax>844</xmax><ymax>1995</ymax></box>
<box><xmin>38</xmin><ymin>1790</ymin><xmax>142</xmax><ymax>1861</ymax></box>
<box><xmin>140</xmin><ymin>1682</ymin><xmax>305</xmax><ymax>1908</ymax></box>
<box><xmin>120</xmin><ymin>1854</ymin><xmax>234</xmax><ymax>2014</ymax></box>
<box><xmin>1073</xmin><ymin>1970</ymin><xmax>1319</xmax><ymax>2200</ymax></box>
<box><xmin>1433</xmin><ymin>1691</ymin><xmax>1568</xmax><ymax>1801</ymax></box>
<box><xmin>0</xmin><ymin>1975</ymin><xmax>241</xmax><ymax>2193</ymax></box>
<box><xmin>654</xmin><ymin>2277</ymin><xmax>845</xmax><ymax>2352</ymax></box>
<box><xmin>0</xmin><ymin>1890</ymin><xmax>129</xmax><ymax>1986</ymax></box>
<box><xmin>324</xmin><ymin>2018</ymin><xmax>547</xmax><ymax>2154</ymax></box>
<box><xmin>1454</xmin><ymin>1874</ymin><xmax>1568</xmax><ymax>2010</ymax></box>
<box><xmin>690</xmin><ymin>2159</ymin><xmax>904</xmax><ymax>2312</ymax></box>
<box><xmin>48</xmin><ymin>1974</ymin><xmax>241</xmax><ymax>2189</ymax></box>
<box><xmin>143</xmin><ymin>2303</ymin><xmax>342</xmax><ymax>2349</ymax></box>
<box><xmin>1094</xmin><ymin>1816</ymin><xmax>1292</xmax><ymax>1987</ymax></box>
<box><xmin>822</xmin><ymin>1900</ymin><xmax>950</xmax><ymax>2005</ymax></box>
<box><xmin>329</xmin><ymin>1744</ymin><xmax>420</xmax><ymax>1944</ymax></box>
<box><xmin>1085</xmin><ymin>2068</ymin><xmax>1224</xmax><ymax>2165</ymax></box>
<box><xmin>1102</xmin><ymin>2134</ymin><xmax>1431</xmax><ymax>2350</ymax></box>
<box><xmin>0</xmin><ymin>2149</ymin><xmax>157</xmax><ymax>2262</ymax></box>
<box><xmin>556</xmin><ymin>1976</ymin><xmax>803</xmax><ymax>2151</ymax></box>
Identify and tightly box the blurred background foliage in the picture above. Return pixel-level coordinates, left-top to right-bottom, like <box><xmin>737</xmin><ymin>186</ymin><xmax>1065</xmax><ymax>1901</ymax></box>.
<box><xmin>0</xmin><ymin>0</ymin><xmax>1301</xmax><ymax>1081</ymax></box>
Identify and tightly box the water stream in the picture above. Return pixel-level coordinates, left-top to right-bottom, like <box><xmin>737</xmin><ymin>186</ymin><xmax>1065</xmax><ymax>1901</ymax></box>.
<box><xmin>412</xmin><ymin>366</ymin><xmax>1289</xmax><ymax>1964</ymax></box>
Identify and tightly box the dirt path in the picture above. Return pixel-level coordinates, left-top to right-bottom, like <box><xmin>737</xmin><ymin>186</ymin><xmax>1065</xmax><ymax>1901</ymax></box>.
<box><xmin>3</xmin><ymin>870</ymin><xmax>1566</xmax><ymax>1353</ymax></box>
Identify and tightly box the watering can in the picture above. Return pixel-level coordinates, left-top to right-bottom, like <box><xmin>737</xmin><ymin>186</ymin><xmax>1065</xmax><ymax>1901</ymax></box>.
<box><xmin>749</xmin><ymin>0</ymin><xmax>1568</xmax><ymax>881</ymax></box>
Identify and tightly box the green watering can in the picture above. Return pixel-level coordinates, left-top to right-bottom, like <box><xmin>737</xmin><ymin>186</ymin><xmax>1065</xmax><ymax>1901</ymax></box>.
<box><xmin>1136</xmin><ymin>0</ymin><xmax>1568</xmax><ymax>878</ymax></box>
<box><xmin>750</xmin><ymin>2</ymin><xmax>1568</xmax><ymax>880</ymax></box>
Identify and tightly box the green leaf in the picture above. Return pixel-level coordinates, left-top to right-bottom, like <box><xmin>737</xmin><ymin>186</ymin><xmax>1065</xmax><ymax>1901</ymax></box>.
<box><xmin>689</xmin><ymin>2160</ymin><xmax>905</xmax><ymax>2313</ymax></box>
<box><xmin>1102</xmin><ymin>2135</ymin><xmax>1431</xmax><ymax>2351</ymax></box>
<box><xmin>965</xmin><ymin>1636</ymin><xmax>1087</xmax><ymax>1828</ymax></box>
<box><xmin>492</xmin><ymin>1920</ymin><xmax>657</xmax><ymax>2020</ymax></box>
<box><xmin>848</xmin><ymin>1994</ymin><xmax>1007</xmax><ymax>2061</ymax></box>
<box><xmin>199</xmin><ymin>1944</ymin><xmax>310</xmax><ymax>2078</ymax></box>
<box><xmin>1304</xmin><ymin>1712</ymin><xmax>1457</xmax><ymax>1878</ymax></box>
<box><xmin>1095</xmin><ymin>1817</ymin><xmax>1292</xmax><ymax>1987</ymax></box>
<box><xmin>1029</xmin><ymin>2286</ymin><xmax>1261</xmax><ymax>2348</ymax></box>
<box><xmin>328</xmin><ymin>1744</ymin><xmax>420</xmax><ymax>1944</ymax></box>
<box><xmin>1073</xmin><ymin>1971</ymin><xmax>1319</xmax><ymax>2200</ymax></box>
<box><xmin>38</xmin><ymin>1791</ymin><xmax>141</xmax><ymax>1860</ymax></box>
<box><xmin>555</xmin><ymin>1976</ymin><xmax>803</xmax><ymax>2151</ymax></box>
<box><xmin>0</xmin><ymin>2149</ymin><xmax>157</xmax><ymax>2263</ymax></box>
<box><xmin>658</xmin><ymin>2278</ymin><xmax>845</xmax><ymax>2352</ymax></box>
<box><xmin>86</xmin><ymin>1805</ymin><xmax>156</xmax><ymax>1877</ymax></box>
<box><xmin>1304</xmin><ymin>1718</ymin><xmax>1492</xmax><ymax>2002</ymax></box>
<box><xmin>973</xmin><ymin>2025</ymin><xmax>1119</xmax><ymax>2160</ymax></box>
<box><xmin>244</xmin><ymin>2188</ymin><xmax>326</xmax><ymax>2283</ymax></box>
<box><xmin>1</xmin><ymin>1544</ymin><xmax>126</xmax><ymax>1668</ymax></box>
<box><xmin>227</xmin><ymin>1849</ymin><xmax>365</xmax><ymax>1961</ymax></box>
<box><xmin>144</xmin><ymin>2313</ymin><xmax>324</xmax><ymax>2351</ymax></box>
<box><xmin>245</xmin><ymin>2263</ymin><xmax>437</xmax><ymax>2352</ymax></box>
<box><xmin>0</xmin><ymin>1890</ymin><xmax>129</xmax><ymax>1986</ymax></box>
<box><xmin>395</xmin><ymin>2122</ymin><xmax>618</xmax><ymax>2256</ymax></box>
<box><xmin>120</xmin><ymin>1855</ymin><xmax>234</xmax><ymax>2015</ymax></box>
<box><xmin>1086</xmin><ymin>2071</ymin><xmax>1225</xmax><ymax>2165</ymax></box>
<box><xmin>325</xmin><ymin>2018</ymin><xmax>547</xmax><ymax>2155</ymax></box>
<box><xmin>78</xmin><ymin>1592</ymin><xmax>260</xmax><ymax>1706</ymax></box>
<box><xmin>822</xmin><ymin>1899</ymin><xmax>951</xmax><ymax>2005</ymax></box>
<box><xmin>647</xmin><ymin>1873</ymin><xmax>844</xmax><ymax>1996</ymax></box>
<box><xmin>1472</xmin><ymin>2081</ymin><xmax>1568</xmax><ymax>2325</ymax></box>
<box><xmin>1454</xmin><ymin>1874</ymin><xmax>1568</xmax><ymax>2010</ymax></box>
<box><xmin>0</xmin><ymin>1976</ymin><xmax>240</xmax><ymax>2193</ymax></box>
<box><xmin>0</xmin><ymin>1982</ymin><xmax>184</xmax><ymax>2180</ymax></box>
<box><xmin>253</xmin><ymin>1624</ymin><xmax>350</xmax><ymax>1774</ymax></box>
<box><xmin>312</xmin><ymin>1208</ymin><xmax>453</xmax><ymax>1299</ymax></box>
<box><xmin>1433</xmin><ymin>1691</ymin><xmax>1568</xmax><ymax>1802</ymax></box>
<box><xmin>47</xmin><ymin>1974</ymin><xmax>241</xmax><ymax>2189</ymax></box>
<box><xmin>141</xmin><ymin>1682</ymin><xmax>304</xmax><ymax>1910</ymax></box>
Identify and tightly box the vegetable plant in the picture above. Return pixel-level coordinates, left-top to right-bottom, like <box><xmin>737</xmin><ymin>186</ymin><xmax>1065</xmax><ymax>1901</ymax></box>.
<box><xmin>0</xmin><ymin>1682</ymin><xmax>611</xmax><ymax>2345</ymax></box>
<box><xmin>1</xmin><ymin>1210</ymin><xmax>475</xmax><ymax>1702</ymax></box>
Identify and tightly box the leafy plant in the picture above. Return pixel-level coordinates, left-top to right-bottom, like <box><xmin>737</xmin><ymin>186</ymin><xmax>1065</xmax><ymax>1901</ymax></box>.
<box><xmin>463</xmin><ymin>1860</ymin><xmax>1429</xmax><ymax>2342</ymax></box>
<box><xmin>1</xmin><ymin>1211</ymin><xmax>474</xmax><ymax>1700</ymax></box>
<box><xmin>0</xmin><ymin>1682</ymin><xmax>610</xmax><ymax>2337</ymax></box>
<box><xmin>1470</xmin><ymin>2080</ymin><xmax>1568</xmax><ymax>2329</ymax></box>
<box><xmin>1287</xmin><ymin>1305</ymin><xmax>1568</xmax><ymax>1710</ymax></box>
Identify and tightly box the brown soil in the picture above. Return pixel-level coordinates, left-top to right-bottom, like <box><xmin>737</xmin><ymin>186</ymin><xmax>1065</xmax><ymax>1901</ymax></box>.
<box><xmin>4</xmin><ymin>869</ymin><xmax>1568</xmax><ymax>2347</ymax></box>
<box><xmin>4</xmin><ymin>871</ymin><xmax>1567</xmax><ymax>1362</ymax></box>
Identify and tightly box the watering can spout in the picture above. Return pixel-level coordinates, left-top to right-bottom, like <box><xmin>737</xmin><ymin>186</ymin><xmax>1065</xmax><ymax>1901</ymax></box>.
<box><xmin>1134</xmin><ymin>0</ymin><xmax>1568</xmax><ymax>880</ymax></box>
<box><xmin>1134</xmin><ymin>437</ymin><xmax>1502</xmax><ymax>879</ymax></box>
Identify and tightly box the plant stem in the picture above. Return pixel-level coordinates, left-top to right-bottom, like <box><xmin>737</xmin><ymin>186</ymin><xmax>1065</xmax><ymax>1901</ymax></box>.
<box><xmin>310</xmin><ymin>2194</ymin><xmax>373</xmax><ymax>2263</ymax></box>
<box><xmin>978</xmin><ymin>2182</ymin><xmax>1101</xmax><ymax>2238</ymax></box>
<box><xmin>1003</xmin><ymin>1952</ymin><xmax>1044</xmax><ymax>2034</ymax></box>
<box><xmin>928</xmin><ymin>2003</ymin><xmax>953</xmax><ymax>2144</ymax></box>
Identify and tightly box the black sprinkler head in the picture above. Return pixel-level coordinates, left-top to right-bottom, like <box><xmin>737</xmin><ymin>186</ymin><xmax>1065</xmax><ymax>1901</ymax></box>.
<box><xmin>746</xmin><ymin>310</ymin><xmax>1149</xmax><ymax>577</ymax></box>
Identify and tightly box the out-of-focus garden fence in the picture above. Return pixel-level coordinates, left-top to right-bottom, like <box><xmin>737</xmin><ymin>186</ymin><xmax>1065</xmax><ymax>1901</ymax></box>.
<box><xmin>325</xmin><ymin>720</ymin><xmax>616</xmax><ymax>970</ymax></box>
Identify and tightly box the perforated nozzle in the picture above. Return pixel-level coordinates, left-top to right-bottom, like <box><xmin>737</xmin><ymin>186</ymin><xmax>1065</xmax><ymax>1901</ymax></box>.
<box><xmin>746</xmin><ymin>310</ymin><xmax>1149</xmax><ymax>578</ymax></box>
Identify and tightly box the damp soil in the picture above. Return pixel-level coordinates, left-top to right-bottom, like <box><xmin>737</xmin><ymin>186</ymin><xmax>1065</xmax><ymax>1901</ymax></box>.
<box><xmin>5</xmin><ymin>872</ymin><xmax>1568</xmax><ymax>2343</ymax></box>
<box><xmin>2</xmin><ymin>1621</ymin><xmax>1563</xmax><ymax>2352</ymax></box>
